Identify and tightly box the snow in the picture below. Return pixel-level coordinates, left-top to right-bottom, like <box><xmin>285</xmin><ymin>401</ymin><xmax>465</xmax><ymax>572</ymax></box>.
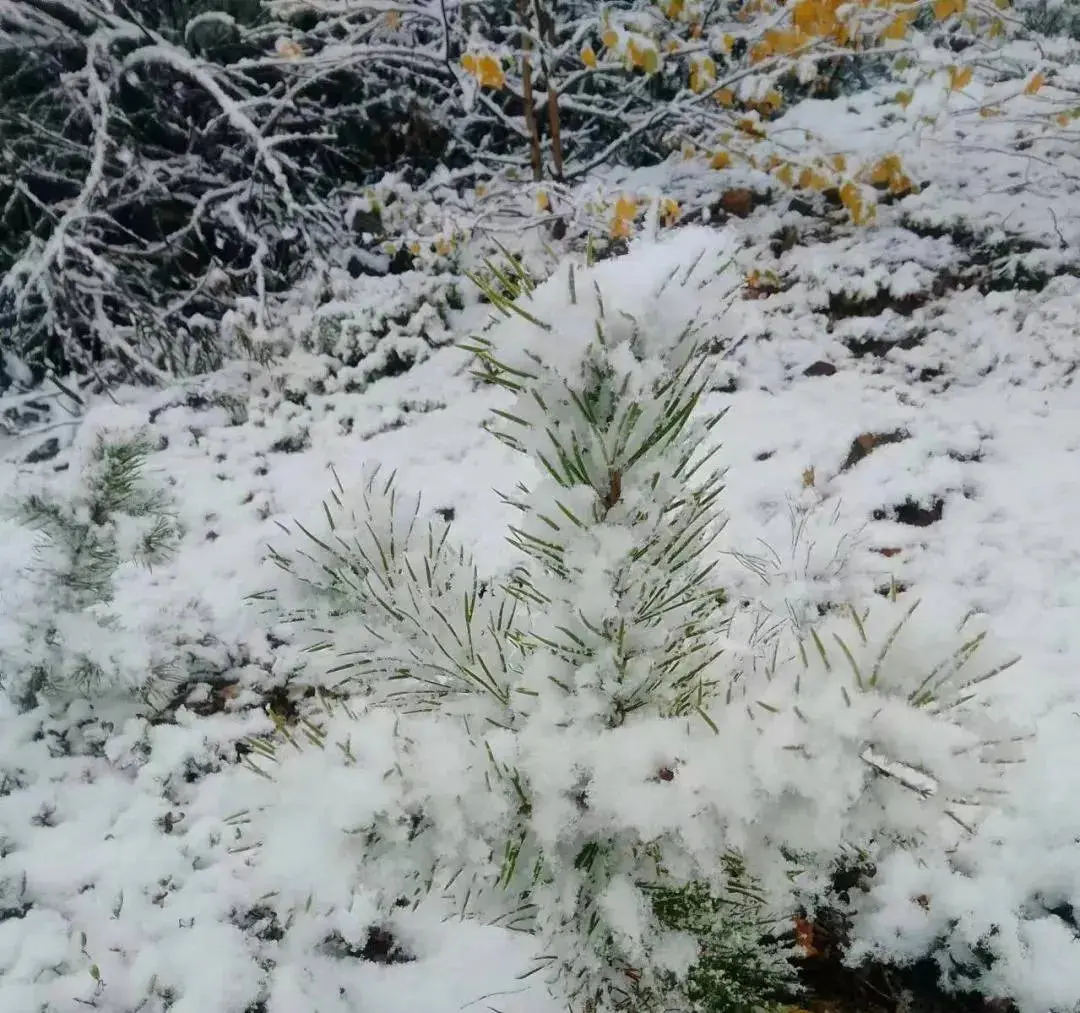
<box><xmin>5</xmin><ymin>67</ymin><xmax>1080</xmax><ymax>1013</ymax></box>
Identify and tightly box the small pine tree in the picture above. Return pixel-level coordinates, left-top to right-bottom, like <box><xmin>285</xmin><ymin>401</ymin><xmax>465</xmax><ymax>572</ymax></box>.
<box><xmin>258</xmin><ymin>226</ymin><xmax>794</xmax><ymax>1013</ymax></box>
<box><xmin>256</xmin><ymin>227</ymin><xmax>1022</xmax><ymax>1013</ymax></box>
<box><xmin>2</xmin><ymin>428</ymin><xmax>181</xmax><ymax>703</ymax></box>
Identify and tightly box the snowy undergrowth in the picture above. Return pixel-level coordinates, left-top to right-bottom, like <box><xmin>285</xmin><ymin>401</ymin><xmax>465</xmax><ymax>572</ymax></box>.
<box><xmin>4</xmin><ymin>106</ymin><xmax>1080</xmax><ymax>1009</ymax></box>
<box><xmin>0</xmin><ymin>356</ymin><xmax>545</xmax><ymax>1013</ymax></box>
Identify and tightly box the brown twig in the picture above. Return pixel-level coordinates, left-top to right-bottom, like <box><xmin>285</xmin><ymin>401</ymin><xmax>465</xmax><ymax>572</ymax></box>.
<box><xmin>516</xmin><ymin>0</ymin><xmax>543</xmax><ymax>182</ymax></box>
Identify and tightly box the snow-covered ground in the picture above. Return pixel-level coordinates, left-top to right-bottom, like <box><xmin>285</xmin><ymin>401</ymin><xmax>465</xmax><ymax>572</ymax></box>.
<box><xmin>4</xmin><ymin>74</ymin><xmax>1080</xmax><ymax>1012</ymax></box>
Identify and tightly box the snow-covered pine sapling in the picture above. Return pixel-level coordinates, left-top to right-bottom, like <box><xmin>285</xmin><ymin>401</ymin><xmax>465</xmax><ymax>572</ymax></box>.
<box><xmin>462</xmin><ymin>234</ymin><xmax>747</xmax><ymax>726</ymax></box>
<box><xmin>255</xmin><ymin>227</ymin><xmax>796</xmax><ymax>1013</ymax></box>
<box><xmin>459</xmin><ymin>229</ymin><xmax>1026</xmax><ymax>1008</ymax></box>
<box><xmin>253</xmin><ymin>226</ymin><xmax>1025</xmax><ymax>1013</ymax></box>
<box><xmin>1</xmin><ymin>429</ymin><xmax>180</xmax><ymax>702</ymax></box>
<box><xmin>455</xmin><ymin>227</ymin><xmax>799</xmax><ymax>1013</ymax></box>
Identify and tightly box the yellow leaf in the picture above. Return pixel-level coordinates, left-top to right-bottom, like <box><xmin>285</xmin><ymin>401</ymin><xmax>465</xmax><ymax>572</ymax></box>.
<box><xmin>536</xmin><ymin>190</ymin><xmax>550</xmax><ymax>212</ymax></box>
<box><xmin>759</xmin><ymin>89</ymin><xmax>783</xmax><ymax>112</ymax></box>
<box><xmin>895</xmin><ymin>89</ymin><xmax>914</xmax><ymax>109</ymax></box>
<box><xmin>641</xmin><ymin>46</ymin><xmax>660</xmax><ymax>74</ymax></box>
<box><xmin>869</xmin><ymin>154</ymin><xmax>901</xmax><ymax>186</ymax></box>
<box><xmin>775</xmin><ymin>162</ymin><xmax>795</xmax><ymax>186</ymax></box>
<box><xmin>681</xmin><ymin>142</ymin><xmax>697</xmax><ymax>160</ymax></box>
<box><xmin>750</xmin><ymin>39</ymin><xmax>772</xmax><ymax>63</ymax></box>
<box><xmin>383</xmin><ymin>10</ymin><xmax>402</xmax><ymax>28</ymax></box>
<box><xmin>475</xmin><ymin>183</ymin><xmax>488</xmax><ymax>197</ymax></box>
<box><xmin>1023</xmin><ymin>71</ymin><xmax>1046</xmax><ymax>95</ymax></box>
<box><xmin>737</xmin><ymin>117</ymin><xmax>765</xmax><ymax>138</ymax></box>
<box><xmin>409</xmin><ymin>241</ymin><xmax>421</xmax><ymax>255</ymax></box>
<box><xmin>793</xmin><ymin>0</ymin><xmax>838</xmax><ymax>37</ymax></box>
<box><xmin>764</xmin><ymin>29</ymin><xmax>804</xmax><ymax>55</ymax></box>
<box><xmin>610</xmin><ymin>215</ymin><xmax>633</xmax><ymax>240</ymax></box>
<box><xmin>839</xmin><ymin>181</ymin><xmax>875</xmax><ymax>225</ymax></box>
<box><xmin>865</xmin><ymin>154</ymin><xmax>915</xmax><ymax>197</ymax></box>
<box><xmin>581</xmin><ymin>45</ymin><xmax>598</xmax><ymax>68</ymax></box>
<box><xmin>660</xmin><ymin>197</ymin><xmax>680</xmax><ymax>225</ymax></box>
<box><xmin>461</xmin><ymin>53</ymin><xmax>477</xmax><ymax>73</ymax></box>
<box><xmin>979</xmin><ymin>105</ymin><xmax>1002</xmax><ymax>117</ymax></box>
<box><xmin>715</xmin><ymin>88</ymin><xmax>736</xmax><ymax>107</ymax></box>
<box><xmin>434</xmin><ymin>236</ymin><xmax>453</xmax><ymax>256</ymax></box>
<box><xmin>798</xmin><ymin>167</ymin><xmax>829</xmax><ymax>191</ymax></box>
<box><xmin>723</xmin><ymin>33</ymin><xmax>736</xmax><ymax>51</ymax></box>
<box><xmin>476</xmin><ymin>54</ymin><xmax>505</xmax><ymax>89</ymax></box>
<box><xmin>890</xmin><ymin>174</ymin><xmax>914</xmax><ymax>195</ymax></box>
<box><xmin>831</xmin><ymin>153</ymin><xmax>847</xmax><ymax>172</ymax></box>
<box><xmin>602</xmin><ymin>28</ymin><xmax>619</xmax><ymax>49</ymax></box>
<box><xmin>948</xmin><ymin>65</ymin><xmax>973</xmax><ymax>91</ymax></box>
<box><xmin>880</xmin><ymin>11</ymin><xmax>912</xmax><ymax>40</ymax></box>
<box><xmin>690</xmin><ymin>56</ymin><xmax>716</xmax><ymax>93</ymax></box>
<box><xmin>933</xmin><ymin>0</ymin><xmax>966</xmax><ymax>18</ymax></box>
<box><xmin>614</xmin><ymin>194</ymin><xmax>638</xmax><ymax>221</ymax></box>
<box><xmin>1057</xmin><ymin>112</ymin><xmax>1072</xmax><ymax>127</ymax></box>
<box><xmin>710</xmin><ymin>150</ymin><xmax>732</xmax><ymax>169</ymax></box>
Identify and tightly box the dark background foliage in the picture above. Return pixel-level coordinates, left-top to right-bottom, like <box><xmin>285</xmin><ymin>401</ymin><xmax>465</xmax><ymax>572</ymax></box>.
<box><xmin>0</xmin><ymin>0</ymin><xmax>460</xmax><ymax>401</ymax></box>
<box><xmin>0</xmin><ymin>0</ymin><xmax>898</xmax><ymax>414</ymax></box>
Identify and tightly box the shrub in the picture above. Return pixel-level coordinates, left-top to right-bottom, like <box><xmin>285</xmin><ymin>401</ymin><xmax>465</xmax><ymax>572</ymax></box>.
<box><xmin>252</xmin><ymin>227</ymin><xmax>1022</xmax><ymax>1013</ymax></box>
<box><xmin>0</xmin><ymin>420</ymin><xmax>183</xmax><ymax>703</ymax></box>
<box><xmin>303</xmin><ymin>273</ymin><xmax>462</xmax><ymax>372</ymax></box>
<box><xmin>0</xmin><ymin>0</ymin><xmax>436</xmax><ymax>399</ymax></box>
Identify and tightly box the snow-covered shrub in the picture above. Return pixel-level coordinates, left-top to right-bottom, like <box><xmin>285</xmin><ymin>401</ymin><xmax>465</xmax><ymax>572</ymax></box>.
<box><xmin>304</xmin><ymin>273</ymin><xmax>463</xmax><ymax>374</ymax></box>
<box><xmin>0</xmin><ymin>422</ymin><xmax>183</xmax><ymax>703</ymax></box>
<box><xmin>216</xmin><ymin>258</ymin><xmax>470</xmax><ymax>391</ymax></box>
<box><xmin>253</xmin><ymin>227</ymin><xmax>1023</xmax><ymax>1013</ymax></box>
<box><xmin>344</xmin><ymin>175</ymin><xmax>475</xmax><ymax>275</ymax></box>
<box><xmin>1014</xmin><ymin>0</ymin><xmax>1080</xmax><ymax>37</ymax></box>
<box><xmin>0</xmin><ymin>2</ymin><xmax>340</xmax><ymax>398</ymax></box>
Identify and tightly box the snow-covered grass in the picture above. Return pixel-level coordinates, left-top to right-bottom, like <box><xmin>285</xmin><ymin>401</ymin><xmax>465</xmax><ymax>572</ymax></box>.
<box><xmin>4</xmin><ymin>73</ymin><xmax>1080</xmax><ymax>1013</ymax></box>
